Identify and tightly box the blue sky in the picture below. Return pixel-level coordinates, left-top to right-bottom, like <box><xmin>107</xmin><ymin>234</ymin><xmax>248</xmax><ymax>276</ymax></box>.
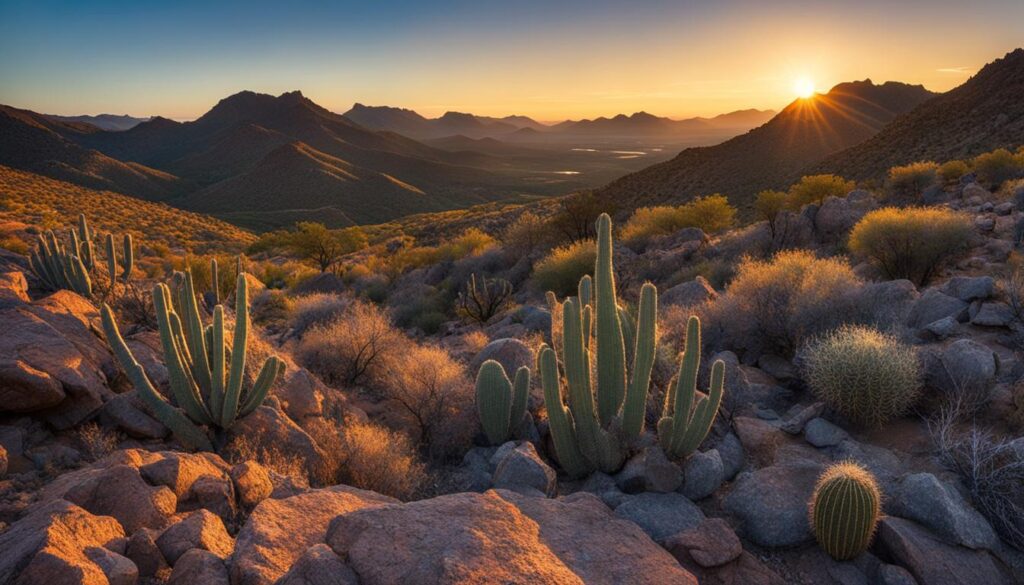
<box><xmin>1</xmin><ymin>0</ymin><xmax>1021</xmax><ymax>119</ymax></box>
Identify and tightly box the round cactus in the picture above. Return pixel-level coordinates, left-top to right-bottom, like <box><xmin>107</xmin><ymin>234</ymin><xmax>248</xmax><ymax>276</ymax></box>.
<box><xmin>809</xmin><ymin>461</ymin><xmax>882</xmax><ymax>560</ymax></box>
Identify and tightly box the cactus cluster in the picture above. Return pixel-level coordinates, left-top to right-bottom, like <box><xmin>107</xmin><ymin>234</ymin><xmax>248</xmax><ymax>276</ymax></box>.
<box><xmin>101</xmin><ymin>270</ymin><xmax>285</xmax><ymax>451</ymax></box>
<box><xmin>474</xmin><ymin>360</ymin><xmax>529</xmax><ymax>444</ymax></box>
<box><xmin>29</xmin><ymin>214</ymin><xmax>133</xmax><ymax>298</ymax></box>
<box><xmin>809</xmin><ymin>462</ymin><xmax>882</xmax><ymax>560</ymax></box>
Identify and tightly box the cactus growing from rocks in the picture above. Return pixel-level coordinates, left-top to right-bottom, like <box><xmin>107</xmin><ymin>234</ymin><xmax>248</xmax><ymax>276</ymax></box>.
<box><xmin>475</xmin><ymin>360</ymin><xmax>529</xmax><ymax>444</ymax></box>
<box><xmin>101</xmin><ymin>271</ymin><xmax>285</xmax><ymax>451</ymax></box>
<box><xmin>809</xmin><ymin>462</ymin><xmax>882</xmax><ymax>560</ymax></box>
<box><xmin>657</xmin><ymin>315</ymin><xmax>725</xmax><ymax>459</ymax></box>
<box><xmin>30</xmin><ymin>228</ymin><xmax>93</xmax><ymax>297</ymax></box>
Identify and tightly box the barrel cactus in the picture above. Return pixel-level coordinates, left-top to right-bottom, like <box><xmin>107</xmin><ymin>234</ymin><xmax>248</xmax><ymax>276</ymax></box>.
<box><xmin>475</xmin><ymin>360</ymin><xmax>529</xmax><ymax>444</ymax></box>
<box><xmin>809</xmin><ymin>462</ymin><xmax>882</xmax><ymax>560</ymax></box>
<box><xmin>101</xmin><ymin>270</ymin><xmax>285</xmax><ymax>451</ymax></box>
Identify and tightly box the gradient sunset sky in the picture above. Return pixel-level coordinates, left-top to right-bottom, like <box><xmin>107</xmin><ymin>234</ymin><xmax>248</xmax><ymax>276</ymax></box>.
<box><xmin>1</xmin><ymin>0</ymin><xmax>1021</xmax><ymax>121</ymax></box>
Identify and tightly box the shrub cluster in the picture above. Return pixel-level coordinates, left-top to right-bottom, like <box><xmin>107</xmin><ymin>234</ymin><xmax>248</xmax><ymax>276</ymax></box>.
<box><xmin>296</xmin><ymin>300</ymin><xmax>404</xmax><ymax>387</ymax></box>
<box><xmin>533</xmin><ymin>239</ymin><xmax>596</xmax><ymax>296</ymax></box>
<box><xmin>887</xmin><ymin>161</ymin><xmax>938</xmax><ymax>198</ymax></box>
<box><xmin>620</xmin><ymin>194</ymin><xmax>736</xmax><ymax>243</ymax></box>
<box><xmin>972</xmin><ymin>148</ymin><xmax>1024</xmax><ymax>188</ymax></box>
<box><xmin>801</xmin><ymin>325</ymin><xmax>921</xmax><ymax>427</ymax></box>
<box><xmin>787</xmin><ymin>174</ymin><xmax>855</xmax><ymax>208</ymax></box>
<box><xmin>938</xmin><ymin>160</ymin><xmax>969</xmax><ymax>185</ymax></box>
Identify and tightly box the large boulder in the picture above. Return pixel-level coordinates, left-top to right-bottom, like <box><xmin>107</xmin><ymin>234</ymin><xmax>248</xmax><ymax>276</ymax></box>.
<box><xmin>168</xmin><ymin>549</ymin><xmax>229</xmax><ymax>585</ymax></box>
<box><xmin>876</xmin><ymin>517</ymin><xmax>1012</xmax><ymax>585</ymax></box>
<box><xmin>156</xmin><ymin>509</ymin><xmax>234</xmax><ymax>564</ymax></box>
<box><xmin>469</xmin><ymin>338</ymin><xmax>534</xmax><ymax>377</ymax></box>
<box><xmin>325</xmin><ymin>490</ymin><xmax>698</xmax><ymax>584</ymax></box>
<box><xmin>661</xmin><ymin>277</ymin><xmax>717</xmax><ymax>308</ymax></box>
<box><xmin>889</xmin><ymin>473</ymin><xmax>999</xmax><ymax>550</ymax></box>
<box><xmin>275</xmin><ymin>543</ymin><xmax>359</xmax><ymax>585</ymax></box>
<box><xmin>613</xmin><ymin>492</ymin><xmax>706</xmax><ymax>543</ymax></box>
<box><xmin>0</xmin><ymin>499</ymin><xmax>128</xmax><ymax>583</ymax></box>
<box><xmin>60</xmin><ymin>463</ymin><xmax>178</xmax><ymax>533</ymax></box>
<box><xmin>0</xmin><ymin>270</ymin><xmax>30</xmax><ymax>308</ymax></box>
<box><xmin>491</xmin><ymin>441</ymin><xmax>556</xmax><ymax>496</ymax></box>
<box><xmin>680</xmin><ymin>448</ymin><xmax>724</xmax><ymax>500</ymax></box>
<box><xmin>723</xmin><ymin>462</ymin><xmax>822</xmax><ymax>548</ymax></box>
<box><xmin>614</xmin><ymin>446</ymin><xmax>682</xmax><ymax>494</ymax></box>
<box><xmin>940</xmin><ymin>276</ymin><xmax>995</xmax><ymax>302</ymax></box>
<box><xmin>923</xmin><ymin>339</ymin><xmax>998</xmax><ymax>404</ymax></box>
<box><xmin>228</xmin><ymin>406</ymin><xmax>331</xmax><ymax>482</ymax></box>
<box><xmin>231</xmin><ymin>485</ymin><xmax>396</xmax><ymax>585</ymax></box>
<box><xmin>906</xmin><ymin>289</ymin><xmax>969</xmax><ymax>329</ymax></box>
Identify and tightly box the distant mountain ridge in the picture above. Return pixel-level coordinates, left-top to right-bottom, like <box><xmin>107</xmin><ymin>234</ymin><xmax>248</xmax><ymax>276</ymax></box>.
<box><xmin>595</xmin><ymin>79</ymin><xmax>937</xmax><ymax>212</ymax></box>
<box><xmin>343</xmin><ymin>104</ymin><xmax>544</xmax><ymax>139</ymax></box>
<box><xmin>46</xmin><ymin>113</ymin><xmax>150</xmax><ymax>131</ymax></box>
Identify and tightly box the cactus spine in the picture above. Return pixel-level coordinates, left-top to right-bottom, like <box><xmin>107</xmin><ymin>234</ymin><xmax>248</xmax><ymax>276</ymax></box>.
<box><xmin>475</xmin><ymin>360</ymin><xmax>529</xmax><ymax>444</ymax></box>
<box><xmin>537</xmin><ymin>213</ymin><xmax>657</xmax><ymax>476</ymax></box>
<box><xmin>101</xmin><ymin>271</ymin><xmax>285</xmax><ymax>451</ymax></box>
<box><xmin>657</xmin><ymin>315</ymin><xmax>725</xmax><ymax>459</ymax></box>
<box><xmin>809</xmin><ymin>462</ymin><xmax>882</xmax><ymax>560</ymax></box>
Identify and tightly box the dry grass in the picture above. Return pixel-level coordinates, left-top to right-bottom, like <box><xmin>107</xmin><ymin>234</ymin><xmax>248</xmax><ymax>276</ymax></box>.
<box><xmin>74</xmin><ymin>422</ymin><xmax>120</xmax><ymax>462</ymax></box>
<box><xmin>223</xmin><ymin>434</ymin><xmax>310</xmax><ymax>487</ymax></box>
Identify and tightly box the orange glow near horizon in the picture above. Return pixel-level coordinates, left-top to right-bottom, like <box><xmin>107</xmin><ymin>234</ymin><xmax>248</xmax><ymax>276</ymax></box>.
<box><xmin>793</xmin><ymin>77</ymin><xmax>816</xmax><ymax>99</ymax></box>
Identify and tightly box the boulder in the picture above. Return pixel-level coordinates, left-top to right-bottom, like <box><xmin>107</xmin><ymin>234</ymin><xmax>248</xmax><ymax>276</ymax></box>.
<box><xmin>664</xmin><ymin>517</ymin><xmax>742</xmax><ymax>568</ymax></box>
<box><xmin>680</xmin><ymin>449</ymin><xmax>724</xmax><ymax>500</ymax></box>
<box><xmin>0</xmin><ymin>270</ymin><xmax>29</xmax><ymax>308</ymax></box>
<box><xmin>971</xmin><ymin>302</ymin><xmax>1014</xmax><ymax>327</ymax></box>
<box><xmin>613</xmin><ymin>492</ymin><xmax>705</xmax><ymax>543</ymax></box>
<box><xmin>0</xmin><ymin>499</ymin><xmax>127</xmax><ymax>584</ymax></box>
<box><xmin>924</xmin><ymin>316</ymin><xmax>959</xmax><ymax>339</ymax></box>
<box><xmin>491</xmin><ymin>441</ymin><xmax>557</xmax><ymax>496</ymax></box>
<box><xmin>126</xmin><ymin>528</ymin><xmax>169</xmax><ymax>578</ymax></box>
<box><xmin>168</xmin><ymin>548</ymin><xmax>229</xmax><ymax>585</ymax></box>
<box><xmin>275</xmin><ymin>368</ymin><xmax>327</xmax><ymax>421</ymax></box>
<box><xmin>940</xmin><ymin>276</ymin><xmax>995</xmax><ymax>302</ymax></box>
<box><xmin>723</xmin><ymin>462</ymin><xmax>822</xmax><ymax>548</ymax></box>
<box><xmin>231</xmin><ymin>461</ymin><xmax>275</xmax><ymax>509</ymax></box>
<box><xmin>469</xmin><ymin>338</ymin><xmax>534</xmax><ymax>378</ymax></box>
<box><xmin>61</xmin><ymin>463</ymin><xmax>178</xmax><ymax>533</ymax></box>
<box><xmin>815</xmin><ymin>193</ymin><xmax>876</xmax><ymax>240</ymax></box>
<box><xmin>98</xmin><ymin>391</ymin><xmax>168</xmax><ymax>439</ymax></box>
<box><xmin>889</xmin><ymin>473</ymin><xmax>1000</xmax><ymax>550</ymax></box>
<box><xmin>924</xmin><ymin>339</ymin><xmax>998</xmax><ymax>401</ymax></box>
<box><xmin>228</xmin><ymin>406</ymin><xmax>330</xmax><ymax>482</ymax></box>
<box><xmin>876</xmin><ymin>517</ymin><xmax>1011</xmax><ymax>585</ymax></box>
<box><xmin>231</xmin><ymin>484</ymin><xmax>396</xmax><ymax>585</ymax></box>
<box><xmin>857</xmin><ymin>279</ymin><xmax>920</xmax><ymax>324</ymax></box>
<box><xmin>906</xmin><ymin>289</ymin><xmax>969</xmax><ymax>328</ymax></box>
<box><xmin>732</xmin><ymin>416</ymin><xmax>783</xmax><ymax>465</ymax></box>
<box><xmin>85</xmin><ymin>545</ymin><xmax>138</xmax><ymax>585</ymax></box>
<box><xmin>580</xmin><ymin>471</ymin><xmax>628</xmax><ymax>509</ymax></box>
<box><xmin>326</xmin><ymin>489</ymin><xmax>698</xmax><ymax>584</ymax></box>
<box><xmin>661</xmin><ymin>277</ymin><xmax>718</xmax><ymax>308</ymax></box>
<box><xmin>183</xmin><ymin>474</ymin><xmax>237</xmax><ymax>522</ymax></box>
<box><xmin>804</xmin><ymin>418</ymin><xmax>849</xmax><ymax>448</ymax></box>
<box><xmin>614</xmin><ymin>446</ymin><xmax>682</xmax><ymax>494</ymax></box>
<box><xmin>716</xmin><ymin>432</ymin><xmax>745</xmax><ymax>480</ymax></box>
<box><xmin>275</xmin><ymin>543</ymin><xmax>359</xmax><ymax>585</ymax></box>
<box><xmin>780</xmin><ymin>402</ymin><xmax>825</xmax><ymax>434</ymax></box>
<box><xmin>878</xmin><ymin>564</ymin><xmax>919</xmax><ymax>585</ymax></box>
<box><xmin>139</xmin><ymin>450</ymin><xmax>231</xmax><ymax>499</ymax></box>
<box><xmin>156</xmin><ymin>509</ymin><xmax>234</xmax><ymax>564</ymax></box>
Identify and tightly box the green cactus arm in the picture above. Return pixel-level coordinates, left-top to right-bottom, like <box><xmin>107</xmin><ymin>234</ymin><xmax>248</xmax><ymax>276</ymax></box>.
<box><xmin>221</xmin><ymin>273</ymin><xmax>249</xmax><ymax>428</ymax></box>
<box><xmin>561</xmin><ymin>298</ymin><xmax>600</xmax><ymax>459</ymax></box>
<box><xmin>66</xmin><ymin>254</ymin><xmax>93</xmax><ymax>297</ymax></box>
<box><xmin>510</xmin><ymin>366</ymin><xmax>530</xmax><ymax>431</ymax></box>
<box><xmin>236</xmin><ymin>254</ymin><xmax>244</xmax><ymax>275</ymax></box>
<box><xmin>537</xmin><ymin>345</ymin><xmax>591</xmax><ymax>477</ymax></box>
<box><xmin>154</xmin><ymin>284</ymin><xmax>213</xmax><ymax>424</ymax></box>
<box><xmin>618</xmin><ymin>305</ymin><xmax>636</xmax><ymax>362</ymax></box>
<box><xmin>238</xmin><ymin>356</ymin><xmax>283</xmax><ymax>418</ymax></box>
<box><xmin>622</xmin><ymin>282</ymin><xmax>657</xmax><ymax>439</ymax></box>
<box><xmin>578</xmin><ymin>274</ymin><xmax>592</xmax><ymax>307</ymax></box>
<box><xmin>101</xmin><ymin>304</ymin><xmax>213</xmax><ymax>451</ymax></box>
<box><xmin>210</xmin><ymin>258</ymin><xmax>220</xmax><ymax>306</ymax></box>
<box><xmin>669</xmin><ymin>316</ymin><xmax>701</xmax><ymax>455</ymax></box>
<box><xmin>43</xmin><ymin>232</ymin><xmax>68</xmax><ymax>288</ymax></box>
<box><xmin>593</xmin><ymin>213</ymin><xmax>627</xmax><ymax>426</ymax></box>
<box><xmin>121</xmin><ymin>234</ymin><xmax>134</xmax><ymax>281</ymax></box>
<box><xmin>678</xmin><ymin>359</ymin><xmax>725</xmax><ymax>456</ymax></box>
<box><xmin>180</xmin><ymin>271</ymin><xmax>214</xmax><ymax>395</ymax></box>
<box><xmin>105</xmin><ymin>234</ymin><xmax>117</xmax><ymax>285</ymax></box>
<box><xmin>209</xmin><ymin>306</ymin><xmax>226</xmax><ymax>419</ymax></box>
<box><xmin>475</xmin><ymin>360</ymin><xmax>514</xmax><ymax>444</ymax></box>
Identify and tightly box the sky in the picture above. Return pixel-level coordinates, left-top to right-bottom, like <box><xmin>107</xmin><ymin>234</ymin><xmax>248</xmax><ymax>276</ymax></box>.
<box><xmin>1</xmin><ymin>0</ymin><xmax>1022</xmax><ymax>121</ymax></box>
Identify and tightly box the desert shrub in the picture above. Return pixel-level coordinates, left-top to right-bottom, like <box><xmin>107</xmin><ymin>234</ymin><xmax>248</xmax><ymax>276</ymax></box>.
<box><xmin>0</xmin><ymin>235</ymin><xmax>28</xmax><ymax>255</ymax></box>
<box><xmin>296</xmin><ymin>300</ymin><xmax>404</xmax><ymax>387</ymax></box>
<box><xmin>677</xmin><ymin>194</ymin><xmax>736</xmax><ymax>234</ymax></box>
<box><xmin>887</xmin><ymin>161</ymin><xmax>938</xmax><ymax>198</ymax></box>
<box><xmin>705</xmin><ymin>250</ymin><xmax>862</xmax><ymax>356</ymax></box>
<box><xmin>223</xmin><ymin>434</ymin><xmax>310</xmax><ymax>486</ymax></box>
<box><xmin>972</xmin><ymin>148</ymin><xmax>1024</xmax><ymax>188</ymax></box>
<box><xmin>754</xmin><ymin>190</ymin><xmax>788</xmax><ymax>237</ymax></box>
<box><xmin>550</xmin><ymin>190</ymin><xmax>606</xmax><ymax>243</ymax></box>
<box><xmin>938</xmin><ymin>160</ymin><xmax>969</xmax><ymax>184</ymax></box>
<box><xmin>621</xmin><ymin>195</ymin><xmax>735</xmax><ymax>243</ymax></box>
<box><xmin>502</xmin><ymin>211</ymin><xmax>549</xmax><ymax>255</ymax></box>
<box><xmin>801</xmin><ymin>326</ymin><xmax>921</xmax><ymax>427</ymax></box>
<box><xmin>287</xmin><ymin>293</ymin><xmax>351</xmax><ymax>338</ymax></box>
<box><xmin>848</xmin><ymin>207</ymin><xmax>973</xmax><ymax>286</ymax></box>
<box><xmin>251</xmin><ymin>289</ymin><xmax>292</xmax><ymax>327</ymax></box>
<box><xmin>456</xmin><ymin>274</ymin><xmax>513</xmax><ymax>325</ymax></box>
<box><xmin>533</xmin><ymin>239</ymin><xmax>596</xmax><ymax>296</ymax></box>
<box><xmin>378</xmin><ymin>343</ymin><xmax>475</xmax><ymax>460</ymax></box>
<box><xmin>391</xmin><ymin>228</ymin><xmax>497</xmax><ymax>273</ymax></box>
<box><xmin>75</xmin><ymin>422</ymin><xmax>120</xmax><ymax>462</ymax></box>
<box><xmin>620</xmin><ymin>206</ymin><xmax>686</xmax><ymax>243</ymax></box>
<box><xmin>336</xmin><ymin>421</ymin><xmax>427</xmax><ymax>500</ymax></box>
<box><xmin>787</xmin><ymin>174</ymin><xmax>855</xmax><ymax>208</ymax></box>
<box><xmin>412</xmin><ymin>310</ymin><xmax>447</xmax><ymax>334</ymax></box>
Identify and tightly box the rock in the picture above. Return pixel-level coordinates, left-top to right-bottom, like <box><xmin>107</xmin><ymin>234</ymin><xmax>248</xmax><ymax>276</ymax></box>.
<box><xmin>941</xmin><ymin>276</ymin><xmax>995</xmax><ymax>302</ymax></box>
<box><xmin>906</xmin><ymin>289</ymin><xmax>969</xmax><ymax>328</ymax></box>
<box><xmin>878</xmin><ymin>563</ymin><xmax>920</xmax><ymax>585</ymax></box>
<box><xmin>516</xmin><ymin>305</ymin><xmax>552</xmax><ymax>333</ymax></box>
<box><xmin>183</xmin><ymin>474</ymin><xmax>237</xmax><ymax>523</ymax></box>
<box><xmin>580</xmin><ymin>471</ymin><xmax>628</xmax><ymax>509</ymax></box>
<box><xmin>664</xmin><ymin>517</ymin><xmax>742</xmax><ymax>568</ymax></box>
<box><xmin>662</xmin><ymin>277</ymin><xmax>718</xmax><ymax>308</ymax></box>
<box><xmin>0</xmin><ymin>270</ymin><xmax>29</xmax><ymax>308</ymax></box>
<box><xmin>877</xmin><ymin>517</ymin><xmax>1011</xmax><ymax>585</ymax></box>
<box><xmin>780</xmin><ymin>402</ymin><xmax>825</xmax><ymax>434</ymax></box>
<box><xmin>680</xmin><ymin>449</ymin><xmax>724</xmax><ymax>500</ymax></box>
<box><xmin>971</xmin><ymin>302</ymin><xmax>1014</xmax><ymax>327</ymax></box>
<box><xmin>716</xmin><ymin>432</ymin><xmax>745</xmax><ymax>480</ymax></box>
<box><xmin>924</xmin><ymin>316</ymin><xmax>959</xmax><ymax>339</ymax></box>
<box><xmin>925</xmin><ymin>339</ymin><xmax>998</xmax><ymax>401</ymax></box>
<box><xmin>127</xmin><ymin>528</ymin><xmax>169</xmax><ymax>577</ymax></box>
<box><xmin>757</xmin><ymin>354</ymin><xmax>799</xmax><ymax>383</ymax></box>
<box><xmin>961</xmin><ymin>182</ymin><xmax>991</xmax><ymax>201</ymax></box>
<box><xmin>156</xmin><ymin>509</ymin><xmax>234</xmax><ymax>564</ymax></box>
<box><xmin>26</xmin><ymin>443</ymin><xmax>82</xmax><ymax>470</ymax></box>
<box><xmin>275</xmin><ymin>368</ymin><xmax>326</xmax><ymax>421</ymax></box>
<box><xmin>995</xmin><ymin>201</ymin><xmax>1015</xmax><ymax>215</ymax></box>
<box><xmin>275</xmin><ymin>543</ymin><xmax>359</xmax><ymax>585</ymax></box>
<box><xmin>139</xmin><ymin>450</ymin><xmax>231</xmax><ymax>499</ymax></box>
<box><xmin>858</xmin><ymin>280</ymin><xmax>920</xmax><ymax>324</ymax></box>
<box><xmin>723</xmin><ymin>462</ymin><xmax>822</xmax><ymax>548</ymax></box>
<box><xmin>99</xmin><ymin>391</ymin><xmax>168</xmax><ymax>438</ymax></box>
<box><xmin>469</xmin><ymin>338</ymin><xmax>534</xmax><ymax>378</ymax></box>
<box><xmin>613</xmin><ymin>492</ymin><xmax>705</xmax><ymax>542</ymax></box>
<box><xmin>85</xmin><ymin>546</ymin><xmax>138</xmax><ymax>585</ymax></box>
<box><xmin>0</xmin><ymin>499</ymin><xmax>126</xmax><ymax>583</ymax></box>
<box><xmin>615</xmin><ymin>446</ymin><xmax>682</xmax><ymax>493</ymax></box>
<box><xmin>0</xmin><ymin>443</ymin><xmax>6</xmax><ymax>478</ymax></box>
<box><xmin>232</xmin><ymin>484</ymin><xmax>396</xmax><ymax>585</ymax></box>
<box><xmin>168</xmin><ymin>548</ymin><xmax>229</xmax><ymax>585</ymax></box>
<box><xmin>889</xmin><ymin>473</ymin><xmax>1000</xmax><ymax>550</ymax></box>
<box><xmin>228</xmin><ymin>406</ymin><xmax>330</xmax><ymax>482</ymax></box>
<box><xmin>326</xmin><ymin>489</ymin><xmax>698</xmax><ymax>584</ymax></box>
<box><xmin>975</xmin><ymin>216</ymin><xmax>996</xmax><ymax>232</ymax></box>
<box><xmin>732</xmin><ymin>416</ymin><xmax>783</xmax><ymax>464</ymax></box>
<box><xmin>491</xmin><ymin>441</ymin><xmax>556</xmax><ymax>496</ymax></box>
<box><xmin>232</xmin><ymin>461</ymin><xmax>275</xmax><ymax>509</ymax></box>
<box><xmin>61</xmin><ymin>463</ymin><xmax>178</xmax><ymax>533</ymax></box>
<box><xmin>804</xmin><ymin>418</ymin><xmax>849</xmax><ymax>447</ymax></box>
<box><xmin>816</xmin><ymin>193</ymin><xmax>876</xmax><ymax>240</ymax></box>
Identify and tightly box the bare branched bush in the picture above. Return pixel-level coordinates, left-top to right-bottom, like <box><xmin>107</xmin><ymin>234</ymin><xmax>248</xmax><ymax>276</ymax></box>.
<box><xmin>296</xmin><ymin>300</ymin><xmax>404</xmax><ymax>387</ymax></box>
<box><xmin>456</xmin><ymin>274</ymin><xmax>513</xmax><ymax>325</ymax></box>
<box><xmin>336</xmin><ymin>421</ymin><xmax>427</xmax><ymax>500</ymax></box>
<box><xmin>287</xmin><ymin>293</ymin><xmax>351</xmax><ymax>338</ymax></box>
<box><xmin>223</xmin><ymin>434</ymin><xmax>310</xmax><ymax>487</ymax></box>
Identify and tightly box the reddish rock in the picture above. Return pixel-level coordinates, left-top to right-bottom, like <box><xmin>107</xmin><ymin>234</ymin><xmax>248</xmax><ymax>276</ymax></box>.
<box><xmin>275</xmin><ymin>368</ymin><xmax>326</xmax><ymax>421</ymax></box>
<box><xmin>0</xmin><ymin>270</ymin><xmax>30</xmax><ymax>308</ymax></box>
<box><xmin>61</xmin><ymin>463</ymin><xmax>178</xmax><ymax>533</ymax></box>
<box><xmin>156</xmin><ymin>509</ymin><xmax>234</xmax><ymax>564</ymax></box>
<box><xmin>665</xmin><ymin>517</ymin><xmax>743</xmax><ymax>568</ymax></box>
<box><xmin>126</xmin><ymin>528</ymin><xmax>169</xmax><ymax>578</ymax></box>
<box><xmin>139</xmin><ymin>450</ymin><xmax>231</xmax><ymax>498</ymax></box>
<box><xmin>275</xmin><ymin>543</ymin><xmax>359</xmax><ymax>585</ymax></box>
<box><xmin>231</xmin><ymin>461</ymin><xmax>274</xmax><ymax>509</ymax></box>
<box><xmin>168</xmin><ymin>548</ymin><xmax>229</xmax><ymax>585</ymax></box>
<box><xmin>228</xmin><ymin>406</ymin><xmax>331</xmax><ymax>482</ymax></box>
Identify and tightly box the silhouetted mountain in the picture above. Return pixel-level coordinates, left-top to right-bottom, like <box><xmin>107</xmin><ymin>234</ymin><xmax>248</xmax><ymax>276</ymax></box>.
<box><xmin>46</xmin><ymin>113</ymin><xmax>150</xmax><ymax>131</ymax></box>
<box><xmin>550</xmin><ymin>109</ymin><xmax>775</xmax><ymax>136</ymax></box>
<box><xmin>595</xmin><ymin>80</ymin><xmax>936</xmax><ymax>211</ymax></box>
<box><xmin>343</xmin><ymin>104</ymin><xmax>541</xmax><ymax>139</ymax></box>
<box><xmin>816</xmin><ymin>48</ymin><xmax>1024</xmax><ymax>179</ymax></box>
<box><xmin>0</xmin><ymin>105</ymin><xmax>185</xmax><ymax>200</ymax></box>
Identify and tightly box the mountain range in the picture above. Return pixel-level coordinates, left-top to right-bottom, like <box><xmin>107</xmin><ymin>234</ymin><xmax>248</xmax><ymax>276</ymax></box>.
<box><xmin>45</xmin><ymin>113</ymin><xmax>150</xmax><ymax>131</ymax></box>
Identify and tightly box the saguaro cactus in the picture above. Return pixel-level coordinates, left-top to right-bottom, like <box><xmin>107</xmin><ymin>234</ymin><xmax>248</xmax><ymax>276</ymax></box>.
<box><xmin>210</xmin><ymin>257</ymin><xmax>220</xmax><ymax>306</ymax></box>
<box><xmin>809</xmin><ymin>462</ymin><xmax>882</xmax><ymax>560</ymax></box>
<box><xmin>101</xmin><ymin>271</ymin><xmax>285</xmax><ymax>451</ymax></box>
<box><xmin>475</xmin><ymin>360</ymin><xmax>529</xmax><ymax>444</ymax></box>
<box><xmin>657</xmin><ymin>315</ymin><xmax>725</xmax><ymax>459</ymax></box>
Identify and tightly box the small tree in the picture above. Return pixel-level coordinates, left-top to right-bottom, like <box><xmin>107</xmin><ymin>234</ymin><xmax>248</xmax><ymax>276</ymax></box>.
<box><xmin>754</xmin><ymin>190</ymin><xmax>788</xmax><ymax>239</ymax></box>
<box><xmin>550</xmin><ymin>191</ymin><xmax>606</xmax><ymax>243</ymax></box>
<box><xmin>787</xmin><ymin>174</ymin><xmax>855</xmax><ymax>208</ymax></box>
<box><xmin>676</xmin><ymin>194</ymin><xmax>736</xmax><ymax>234</ymax></box>
<box><xmin>283</xmin><ymin>222</ymin><xmax>367</xmax><ymax>272</ymax></box>
<box><xmin>887</xmin><ymin>161</ymin><xmax>938</xmax><ymax>198</ymax></box>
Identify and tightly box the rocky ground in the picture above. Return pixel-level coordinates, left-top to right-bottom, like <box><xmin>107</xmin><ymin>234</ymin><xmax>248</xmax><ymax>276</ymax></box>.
<box><xmin>2</xmin><ymin>177</ymin><xmax>1024</xmax><ymax>584</ymax></box>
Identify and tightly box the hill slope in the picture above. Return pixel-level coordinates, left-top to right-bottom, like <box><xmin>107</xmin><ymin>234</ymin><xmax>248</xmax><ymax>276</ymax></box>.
<box><xmin>595</xmin><ymin>80</ymin><xmax>935</xmax><ymax>211</ymax></box>
<box><xmin>816</xmin><ymin>48</ymin><xmax>1024</xmax><ymax>179</ymax></box>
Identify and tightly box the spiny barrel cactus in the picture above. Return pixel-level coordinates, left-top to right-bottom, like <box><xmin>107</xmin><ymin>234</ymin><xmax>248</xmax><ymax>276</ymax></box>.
<box><xmin>657</xmin><ymin>315</ymin><xmax>725</xmax><ymax>459</ymax></box>
<box><xmin>101</xmin><ymin>271</ymin><xmax>285</xmax><ymax>451</ymax></box>
<box><xmin>536</xmin><ymin>213</ymin><xmax>657</xmax><ymax>476</ymax></box>
<box><xmin>475</xmin><ymin>360</ymin><xmax>529</xmax><ymax>445</ymax></box>
<box><xmin>809</xmin><ymin>462</ymin><xmax>882</xmax><ymax>560</ymax></box>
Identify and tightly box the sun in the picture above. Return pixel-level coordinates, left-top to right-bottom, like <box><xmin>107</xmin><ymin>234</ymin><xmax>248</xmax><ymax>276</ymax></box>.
<box><xmin>793</xmin><ymin>77</ymin><xmax>815</xmax><ymax>99</ymax></box>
